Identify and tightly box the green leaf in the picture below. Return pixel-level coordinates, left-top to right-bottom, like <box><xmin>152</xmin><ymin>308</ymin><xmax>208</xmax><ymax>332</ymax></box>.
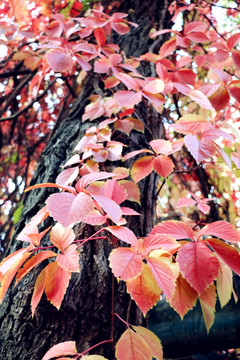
<box><xmin>13</xmin><ymin>203</ymin><xmax>24</xmax><ymax>224</ymax></box>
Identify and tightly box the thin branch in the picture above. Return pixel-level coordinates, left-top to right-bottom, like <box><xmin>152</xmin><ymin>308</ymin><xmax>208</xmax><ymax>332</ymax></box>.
<box><xmin>0</xmin><ymin>70</ymin><xmax>37</xmax><ymax>118</ymax></box>
<box><xmin>0</xmin><ymin>79</ymin><xmax>56</xmax><ymax>122</ymax></box>
<box><xmin>0</xmin><ymin>69</ymin><xmax>32</xmax><ymax>79</ymax></box>
<box><xmin>61</xmin><ymin>76</ymin><xmax>77</xmax><ymax>98</ymax></box>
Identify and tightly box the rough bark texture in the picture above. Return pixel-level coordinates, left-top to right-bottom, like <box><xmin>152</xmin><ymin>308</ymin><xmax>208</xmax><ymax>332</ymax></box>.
<box><xmin>0</xmin><ymin>1</ymin><xmax>172</xmax><ymax>359</ymax></box>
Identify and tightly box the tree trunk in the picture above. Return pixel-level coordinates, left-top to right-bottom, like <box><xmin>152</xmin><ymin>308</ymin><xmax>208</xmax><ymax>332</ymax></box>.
<box><xmin>0</xmin><ymin>1</ymin><xmax>172</xmax><ymax>359</ymax></box>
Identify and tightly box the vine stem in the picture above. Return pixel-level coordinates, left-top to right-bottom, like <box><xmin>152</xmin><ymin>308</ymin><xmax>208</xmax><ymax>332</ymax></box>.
<box><xmin>114</xmin><ymin>312</ymin><xmax>129</xmax><ymax>328</ymax></box>
<box><xmin>77</xmin><ymin>339</ymin><xmax>112</xmax><ymax>358</ymax></box>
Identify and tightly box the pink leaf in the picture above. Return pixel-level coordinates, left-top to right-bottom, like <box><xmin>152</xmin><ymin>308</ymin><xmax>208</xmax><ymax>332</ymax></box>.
<box><xmin>56</xmin><ymin>167</ymin><xmax>79</xmax><ymax>187</ymax></box>
<box><xmin>42</xmin><ymin>341</ymin><xmax>78</xmax><ymax>360</ymax></box>
<box><xmin>150</xmin><ymin>220</ymin><xmax>194</xmax><ymax>240</ymax></box>
<box><xmin>76</xmin><ymin>172</ymin><xmax>116</xmax><ymax>192</ymax></box>
<box><xmin>184</xmin><ymin>135</ymin><xmax>215</xmax><ymax>162</ymax></box>
<box><xmin>198</xmin><ymin>221</ymin><xmax>240</xmax><ymax>243</ymax></box>
<box><xmin>115</xmin><ymin>73</ymin><xmax>139</xmax><ymax>91</ymax></box>
<box><xmin>46</xmin><ymin>192</ymin><xmax>94</xmax><ymax>227</ymax></box>
<box><xmin>46</xmin><ymin>50</ymin><xmax>73</xmax><ymax>72</ymax></box>
<box><xmin>146</xmin><ymin>256</ymin><xmax>176</xmax><ymax>299</ymax></box>
<box><xmin>57</xmin><ymin>245</ymin><xmax>79</xmax><ymax>272</ymax></box>
<box><xmin>105</xmin><ymin>226</ymin><xmax>138</xmax><ymax>245</ymax></box>
<box><xmin>142</xmin><ymin>234</ymin><xmax>180</xmax><ymax>255</ymax></box>
<box><xmin>114</xmin><ymin>90</ymin><xmax>142</xmax><ymax>107</ymax></box>
<box><xmin>174</xmin><ymin>83</ymin><xmax>214</xmax><ymax>110</ymax></box>
<box><xmin>104</xmin><ymin>180</ymin><xmax>127</xmax><ymax>205</ymax></box>
<box><xmin>177</xmin><ymin>197</ymin><xmax>196</xmax><ymax>208</ymax></box>
<box><xmin>50</xmin><ymin>223</ymin><xmax>75</xmax><ymax>252</ymax></box>
<box><xmin>177</xmin><ymin>242</ymin><xmax>219</xmax><ymax>294</ymax></box>
<box><xmin>91</xmin><ymin>193</ymin><xmax>122</xmax><ymax>224</ymax></box>
<box><xmin>150</xmin><ymin>139</ymin><xmax>173</xmax><ymax>155</ymax></box>
<box><xmin>109</xmin><ymin>248</ymin><xmax>142</xmax><ymax>280</ymax></box>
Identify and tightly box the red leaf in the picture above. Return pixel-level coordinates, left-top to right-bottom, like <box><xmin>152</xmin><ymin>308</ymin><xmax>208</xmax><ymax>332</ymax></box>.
<box><xmin>198</xmin><ymin>220</ymin><xmax>240</xmax><ymax>243</ymax></box>
<box><xmin>131</xmin><ymin>156</ymin><xmax>154</xmax><ymax>183</ymax></box>
<box><xmin>146</xmin><ymin>256</ymin><xmax>176</xmax><ymax>299</ymax></box>
<box><xmin>206</xmin><ymin>238</ymin><xmax>240</xmax><ymax>276</ymax></box>
<box><xmin>46</xmin><ymin>192</ymin><xmax>94</xmax><ymax>227</ymax></box>
<box><xmin>45</xmin><ymin>262</ymin><xmax>71</xmax><ymax>309</ymax></box>
<box><xmin>159</xmin><ymin>37</ymin><xmax>177</xmax><ymax>58</ymax></box>
<box><xmin>152</xmin><ymin>155</ymin><xmax>174</xmax><ymax>178</ymax></box>
<box><xmin>228</xmin><ymin>80</ymin><xmax>240</xmax><ymax>103</ymax></box>
<box><xmin>216</xmin><ymin>260</ymin><xmax>233</xmax><ymax>308</ymax></box>
<box><xmin>94</xmin><ymin>28</ymin><xmax>106</xmax><ymax>47</ymax></box>
<box><xmin>42</xmin><ymin>341</ymin><xmax>78</xmax><ymax>360</ymax></box>
<box><xmin>177</xmin><ymin>241</ymin><xmax>219</xmax><ymax>294</ymax></box>
<box><xmin>232</xmin><ymin>51</ymin><xmax>240</xmax><ymax>70</ymax></box>
<box><xmin>127</xmin><ymin>263</ymin><xmax>161</xmax><ymax>315</ymax></box>
<box><xmin>105</xmin><ymin>226</ymin><xmax>138</xmax><ymax>245</ymax></box>
<box><xmin>109</xmin><ymin>247</ymin><xmax>142</xmax><ymax>280</ymax></box>
<box><xmin>46</xmin><ymin>50</ymin><xmax>73</xmax><ymax>72</ymax></box>
<box><xmin>208</xmin><ymin>85</ymin><xmax>230</xmax><ymax>111</ymax></box>
<box><xmin>149</xmin><ymin>220</ymin><xmax>194</xmax><ymax>240</ymax></box>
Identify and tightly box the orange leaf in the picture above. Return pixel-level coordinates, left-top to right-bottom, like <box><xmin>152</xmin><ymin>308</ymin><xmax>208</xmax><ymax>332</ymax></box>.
<box><xmin>45</xmin><ymin>262</ymin><xmax>71</xmax><ymax>309</ymax></box>
<box><xmin>132</xmin><ymin>326</ymin><xmax>163</xmax><ymax>360</ymax></box>
<box><xmin>131</xmin><ymin>156</ymin><xmax>153</xmax><ymax>183</ymax></box>
<box><xmin>115</xmin><ymin>327</ymin><xmax>152</xmax><ymax>360</ymax></box>
<box><xmin>31</xmin><ymin>267</ymin><xmax>47</xmax><ymax>316</ymax></box>
<box><xmin>16</xmin><ymin>250</ymin><xmax>57</xmax><ymax>284</ymax></box>
<box><xmin>146</xmin><ymin>256</ymin><xmax>176</xmax><ymax>299</ymax></box>
<box><xmin>127</xmin><ymin>263</ymin><xmax>161</xmax><ymax>316</ymax></box>
<box><xmin>0</xmin><ymin>249</ymin><xmax>31</xmax><ymax>303</ymax></box>
<box><xmin>50</xmin><ymin>223</ymin><xmax>75</xmax><ymax>252</ymax></box>
<box><xmin>169</xmin><ymin>273</ymin><xmax>198</xmax><ymax>319</ymax></box>
<box><xmin>199</xmin><ymin>284</ymin><xmax>216</xmax><ymax>333</ymax></box>
<box><xmin>119</xmin><ymin>180</ymin><xmax>140</xmax><ymax>204</ymax></box>
<box><xmin>216</xmin><ymin>260</ymin><xmax>232</xmax><ymax>308</ymax></box>
<box><xmin>25</xmin><ymin>183</ymin><xmax>76</xmax><ymax>194</ymax></box>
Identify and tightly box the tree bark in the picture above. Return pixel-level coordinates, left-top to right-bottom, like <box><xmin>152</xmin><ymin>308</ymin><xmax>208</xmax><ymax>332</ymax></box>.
<box><xmin>0</xmin><ymin>1</ymin><xmax>172</xmax><ymax>359</ymax></box>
